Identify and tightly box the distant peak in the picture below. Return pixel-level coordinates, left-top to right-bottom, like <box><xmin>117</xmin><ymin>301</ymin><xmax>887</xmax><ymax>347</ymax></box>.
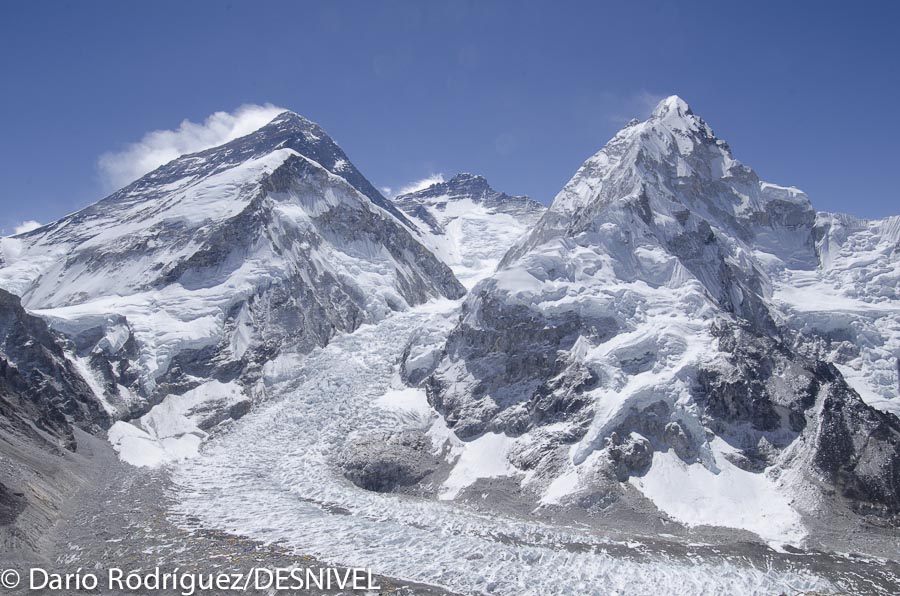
<box><xmin>651</xmin><ymin>95</ymin><xmax>693</xmax><ymax>119</ymax></box>
<box><xmin>398</xmin><ymin>173</ymin><xmax>494</xmax><ymax>198</ymax></box>
<box><xmin>449</xmin><ymin>172</ymin><xmax>486</xmax><ymax>183</ymax></box>
<box><xmin>395</xmin><ymin>171</ymin><xmax>543</xmax><ymax>212</ymax></box>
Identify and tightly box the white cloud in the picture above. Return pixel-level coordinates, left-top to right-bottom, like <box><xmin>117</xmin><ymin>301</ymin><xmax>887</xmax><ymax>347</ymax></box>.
<box><xmin>13</xmin><ymin>220</ymin><xmax>41</xmax><ymax>235</ymax></box>
<box><xmin>389</xmin><ymin>173</ymin><xmax>445</xmax><ymax>198</ymax></box>
<box><xmin>97</xmin><ymin>103</ymin><xmax>286</xmax><ymax>190</ymax></box>
<box><xmin>1</xmin><ymin>220</ymin><xmax>42</xmax><ymax>263</ymax></box>
<box><xmin>633</xmin><ymin>90</ymin><xmax>668</xmax><ymax>115</ymax></box>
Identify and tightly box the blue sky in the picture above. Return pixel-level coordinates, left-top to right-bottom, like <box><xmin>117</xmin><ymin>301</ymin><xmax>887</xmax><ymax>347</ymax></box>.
<box><xmin>1</xmin><ymin>0</ymin><xmax>898</xmax><ymax>233</ymax></box>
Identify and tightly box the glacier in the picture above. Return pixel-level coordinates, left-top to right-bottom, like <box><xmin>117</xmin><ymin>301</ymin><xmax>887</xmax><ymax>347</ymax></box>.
<box><xmin>171</xmin><ymin>300</ymin><xmax>835</xmax><ymax>596</ymax></box>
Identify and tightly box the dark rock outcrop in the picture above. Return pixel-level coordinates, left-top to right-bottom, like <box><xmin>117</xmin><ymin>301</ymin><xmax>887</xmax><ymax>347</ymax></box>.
<box><xmin>339</xmin><ymin>431</ymin><xmax>440</xmax><ymax>493</ymax></box>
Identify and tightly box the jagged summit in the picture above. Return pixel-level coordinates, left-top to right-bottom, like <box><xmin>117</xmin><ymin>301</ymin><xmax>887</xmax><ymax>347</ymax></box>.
<box><xmin>395</xmin><ymin>172</ymin><xmax>493</xmax><ymax>199</ymax></box>
<box><xmin>438</xmin><ymin>172</ymin><xmax>492</xmax><ymax>193</ymax></box>
<box><xmin>450</xmin><ymin>172</ymin><xmax>485</xmax><ymax>181</ymax></box>
<box><xmin>643</xmin><ymin>95</ymin><xmax>716</xmax><ymax>141</ymax></box>
<box><xmin>268</xmin><ymin>109</ymin><xmax>314</xmax><ymax>125</ymax></box>
<box><xmin>651</xmin><ymin>94</ymin><xmax>692</xmax><ymax>118</ymax></box>
<box><xmin>646</xmin><ymin>94</ymin><xmax>717</xmax><ymax>140</ymax></box>
<box><xmin>194</xmin><ymin>109</ymin><xmax>408</xmax><ymax>221</ymax></box>
<box><xmin>512</xmin><ymin>95</ymin><xmax>812</xmax><ymax>268</ymax></box>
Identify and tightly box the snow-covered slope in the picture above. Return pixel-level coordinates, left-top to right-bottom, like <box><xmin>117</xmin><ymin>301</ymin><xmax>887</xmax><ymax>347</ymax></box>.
<box><xmin>0</xmin><ymin>111</ymin><xmax>464</xmax><ymax>464</ymax></box>
<box><xmin>411</xmin><ymin>96</ymin><xmax>900</xmax><ymax>544</ymax></box>
<box><xmin>393</xmin><ymin>173</ymin><xmax>545</xmax><ymax>287</ymax></box>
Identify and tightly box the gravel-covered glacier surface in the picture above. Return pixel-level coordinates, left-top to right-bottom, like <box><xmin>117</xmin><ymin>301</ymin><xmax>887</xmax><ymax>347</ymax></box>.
<box><xmin>170</xmin><ymin>300</ymin><xmax>838</xmax><ymax>596</ymax></box>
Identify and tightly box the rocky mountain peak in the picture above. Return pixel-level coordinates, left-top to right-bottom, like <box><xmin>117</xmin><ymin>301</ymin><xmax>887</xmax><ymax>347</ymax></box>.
<box><xmin>518</xmin><ymin>95</ymin><xmax>814</xmax><ymax>266</ymax></box>
<box><xmin>267</xmin><ymin>109</ymin><xmax>317</xmax><ymax>127</ymax></box>
<box><xmin>30</xmin><ymin>109</ymin><xmax>412</xmax><ymax>250</ymax></box>
<box><xmin>642</xmin><ymin>95</ymin><xmax>717</xmax><ymax>143</ymax></box>
<box><xmin>250</xmin><ymin>111</ymin><xmax>351</xmax><ymax>162</ymax></box>
<box><xmin>395</xmin><ymin>172</ymin><xmax>493</xmax><ymax>202</ymax></box>
<box><xmin>419</xmin><ymin>96</ymin><xmax>900</xmax><ymax>539</ymax></box>
<box><xmin>505</xmin><ymin>96</ymin><xmax>818</xmax><ymax>334</ymax></box>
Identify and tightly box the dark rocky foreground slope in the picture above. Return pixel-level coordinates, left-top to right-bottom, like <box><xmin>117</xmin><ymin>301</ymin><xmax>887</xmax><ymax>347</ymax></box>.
<box><xmin>0</xmin><ymin>289</ymin><xmax>110</xmax><ymax>555</ymax></box>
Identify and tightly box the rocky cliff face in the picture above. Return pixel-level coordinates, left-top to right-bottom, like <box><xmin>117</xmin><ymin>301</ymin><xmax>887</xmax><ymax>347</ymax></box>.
<box><xmin>0</xmin><ymin>289</ymin><xmax>108</xmax><ymax>452</ymax></box>
<box><xmin>414</xmin><ymin>96</ymin><xmax>900</xmax><ymax>538</ymax></box>
<box><xmin>0</xmin><ymin>288</ymin><xmax>110</xmax><ymax>554</ymax></box>
<box><xmin>0</xmin><ymin>111</ymin><xmax>465</xmax><ymax>465</ymax></box>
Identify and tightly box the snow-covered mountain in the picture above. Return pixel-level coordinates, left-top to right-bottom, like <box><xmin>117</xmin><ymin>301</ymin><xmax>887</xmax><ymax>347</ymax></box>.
<box><xmin>393</xmin><ymin>173</ymin><xmax>545</xmax><ymax>288</ymax></box>
<box><xmin>0</xmin><ymin>111</ymin><xmax>464</xmax><ymax>465</ymax></box>
<box><xmin>0</xmin><ymin>98</ymin><xmax>897</xmax><ymax>567</ymax></box>
<box><xmin>409</xmin><ymin>96</ymin><xmax>900</xmax><ymax>545</ymax></box>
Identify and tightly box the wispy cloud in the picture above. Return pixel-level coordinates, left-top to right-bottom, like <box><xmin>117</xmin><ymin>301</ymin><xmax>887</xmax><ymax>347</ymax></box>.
<box><xmin>13</xmin><ymin>220</ymin><xmax>41</xmax><ymax>235</ymax></box>
<box><xmin>97</xmin><ymin>103</ymin><xmax>285</xmax><ymax>190</ymax></box>
<box><xmin>386</xmin><ymin>173</ymin><xmax>445</xmax><ymax>198</ymax></box>
<box><xmin>634</xmin><ymin>91</ymin><xmax>668</xmax><ymax>114</ymax></box>
<box><xmin>570</xmin><ymin>90</ymin><xmax>670</xmax><ymax>144</ymax></box>
<box><xmin>606</xmin><ymin>91</ymin><xmax>667</xmax><ymax>125</ymax></box>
